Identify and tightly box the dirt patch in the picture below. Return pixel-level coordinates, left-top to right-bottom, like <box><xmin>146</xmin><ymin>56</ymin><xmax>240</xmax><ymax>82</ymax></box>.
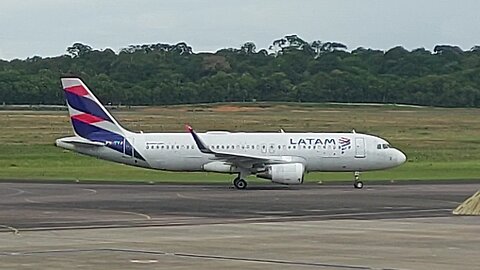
<box><xmin>211</xmin><ymin>105</ymin><xmax>264</xmax><ymax>112</ymax></box>
<box><xmin>141</xmin><ymin>107</ymin><xmax>190</xmax><ymax>113</ymax></box>
<box><xmin>291</xmin><ymin>110</ymin><xmax>346</xmax><ymax>113</ymax></box>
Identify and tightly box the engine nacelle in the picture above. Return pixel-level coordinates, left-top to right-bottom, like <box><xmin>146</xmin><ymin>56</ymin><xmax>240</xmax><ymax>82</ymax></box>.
<box><xmin>257</xmin><ymin>163</ymin><xmax>305</xmax><ymax>185</ymax></box>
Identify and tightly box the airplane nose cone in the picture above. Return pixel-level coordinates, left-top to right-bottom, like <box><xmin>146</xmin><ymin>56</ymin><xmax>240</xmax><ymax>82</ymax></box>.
<box><xmin>397</xmin><ymin>150</ymin><xmax>407</xmax><ymax>165</ymax></box>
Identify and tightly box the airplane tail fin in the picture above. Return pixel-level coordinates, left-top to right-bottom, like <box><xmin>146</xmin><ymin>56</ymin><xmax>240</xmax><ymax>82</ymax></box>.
<box><xmin>61</xmin><ymin>78</ymin><xmax>127</xmax><ymax>142</ymax></box>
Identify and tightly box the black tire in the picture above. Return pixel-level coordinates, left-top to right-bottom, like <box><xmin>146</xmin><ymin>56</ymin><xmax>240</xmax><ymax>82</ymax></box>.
<box><xmin>354</xmin><ymin>181</ymin><xmax>364</xmax><ymax>189</ymax></box>
<box><xmin>233</xmin><ymin>178</ymin><xmax>247</xmax><ymax>190</ymax></box>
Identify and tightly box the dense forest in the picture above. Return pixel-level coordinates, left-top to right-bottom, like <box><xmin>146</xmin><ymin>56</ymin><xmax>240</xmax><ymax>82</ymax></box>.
<box><xmin>0</xmin><ymin>35</ymin><xmax>479</xmax><ymax>107</ymax></box>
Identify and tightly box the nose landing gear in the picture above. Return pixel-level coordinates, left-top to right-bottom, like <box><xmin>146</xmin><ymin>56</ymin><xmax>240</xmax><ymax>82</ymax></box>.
<box><xmin>353</xmin><ymin>171</ymin><xmax>363</xmax><ymax>189</ymax></box>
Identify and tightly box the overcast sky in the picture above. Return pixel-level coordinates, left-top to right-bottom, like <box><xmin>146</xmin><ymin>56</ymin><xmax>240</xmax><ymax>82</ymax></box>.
<box><xmin>1</xmin><ymin>0</ymin><xmax>479</xmax><ymax>60</ymax></box>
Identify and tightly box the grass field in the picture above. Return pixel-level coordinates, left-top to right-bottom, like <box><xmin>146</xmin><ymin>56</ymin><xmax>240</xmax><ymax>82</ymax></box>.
<box><xmin>1</xmin><ymin>103</ymin><xmax>479</xmax><ymax>183</ymax></box>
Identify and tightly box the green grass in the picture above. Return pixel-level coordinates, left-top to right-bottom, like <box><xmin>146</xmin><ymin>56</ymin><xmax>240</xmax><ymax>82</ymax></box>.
<box><xmin>0</xmin><ymin>104</ymin><xmax>479</xmax><ymax>183</ymax></box>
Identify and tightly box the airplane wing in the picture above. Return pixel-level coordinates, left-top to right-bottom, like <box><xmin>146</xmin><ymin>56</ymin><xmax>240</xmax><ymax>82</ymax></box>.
<box><xmin>186</xmin><ymin>125</ymin><xmax>290</xmax><ymax>167</ymax></box>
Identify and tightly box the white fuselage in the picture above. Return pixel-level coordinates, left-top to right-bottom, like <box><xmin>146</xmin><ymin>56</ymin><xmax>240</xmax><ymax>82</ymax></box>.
<box><xmin>57</xmin><ymin>77</ymin><xmax>407</xmax><ymax>188</ymax></box>
<box><xmin>56</xmin><ymin>131</ymin><xmax>406</xmax><ymax>173</ymax></box>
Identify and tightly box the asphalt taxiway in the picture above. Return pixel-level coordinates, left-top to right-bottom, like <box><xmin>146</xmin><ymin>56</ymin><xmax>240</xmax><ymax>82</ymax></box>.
<box><xmin>1</xmin><ymin>182</ymin><xmax>479</xmax><ymax>269</ymax></box>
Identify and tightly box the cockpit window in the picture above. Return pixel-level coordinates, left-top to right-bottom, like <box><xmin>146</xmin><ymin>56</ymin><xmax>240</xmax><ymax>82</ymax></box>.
<box><xmin>378</xmin><ymin>143</ymin><xmax>392</xmax><ymax>150</ymax></box>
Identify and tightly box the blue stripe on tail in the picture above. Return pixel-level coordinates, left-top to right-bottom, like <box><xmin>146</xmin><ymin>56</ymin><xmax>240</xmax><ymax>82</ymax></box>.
<box><xmin>71</xmin><ymin>119</ymin><xmax>145</xmax><ymax>161</ymax></box>
<box><xmin>65</xmin><ymin>92</ymin><xmax>112</xmax><ymax>122</ymax></box>
<box><xmin>71</xmin><ymin>118</ymin><xmax>122</xmax><ymax>143</ymax></box>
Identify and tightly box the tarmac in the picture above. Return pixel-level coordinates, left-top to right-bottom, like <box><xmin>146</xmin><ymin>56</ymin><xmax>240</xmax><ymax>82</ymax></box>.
<box><xmin>1</xmin><ymin>182</ymin><xmax>479</xmax><ymax>269</ymax></box>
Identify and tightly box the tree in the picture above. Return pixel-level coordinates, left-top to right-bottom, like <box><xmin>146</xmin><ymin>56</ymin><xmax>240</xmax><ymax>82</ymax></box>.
<box><xmin>320</xmin><ymin>42</ymin><xmax>348</xmax><ymax>53</ymax></box>
<box><xmin>434</xmin><ymin>45</ymin><xmax>463</xmax><ymax>55</ymax></box>
<box><xmin>240</xmin><ymin>42</ymin><xmax>256</xmax><ymax>55</ymax></box>
<box><xmin>172</xmin><ymin>42</ymin><xmax>193</xmax><ymax>55</ymax></box>
<box><xmin>269</xmin><ymin>35</ymin><xmax>313</xmax><ymax>56</ymax></box>
<box><xmin>66</xmin><ymin>43</ymin><xmax>93</xmax><ymax>58</ymax></box>
<box><xmin>0</xmin><ymin>37</ymin><xmax>479</xmax><ymax>107</ymax></box>
<box><xmin>311</xmin><ymin>40</ymin><xmax>323</xmax><ymax>58</ymax></box>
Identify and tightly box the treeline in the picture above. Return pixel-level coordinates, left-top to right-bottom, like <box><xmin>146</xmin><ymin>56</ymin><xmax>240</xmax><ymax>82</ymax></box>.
<box><xmin>1</xmin><ymin>35</ymin><xmax>480</xmax><ymax>107</ymax></box>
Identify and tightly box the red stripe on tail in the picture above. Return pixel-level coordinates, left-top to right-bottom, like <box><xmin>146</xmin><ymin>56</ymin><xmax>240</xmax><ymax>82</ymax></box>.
<box><xmin>71</xmin><ymin>113</ymin><xmax>104</xmax><ymax>124</ymax></box>
<box><xmin>65</xmin><ymin>85</ymin><xmax>89</xmax><ymax>96</ymax></box>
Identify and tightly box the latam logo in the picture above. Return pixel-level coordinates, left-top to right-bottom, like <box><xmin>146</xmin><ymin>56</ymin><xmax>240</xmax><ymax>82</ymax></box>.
<box><xmin>290</xmin><ymin>138</ymin><xmax>336</xmax><ymax>145</ymax></box>
<box><xmin>289</xmin><ymin>137</ymin><xmax>352</xmax><ymax>150</ymax></box>
<box><xmin>338</xmin><ymin>137</ymin><xmax>351</xmax><ymax>150</ymax></box>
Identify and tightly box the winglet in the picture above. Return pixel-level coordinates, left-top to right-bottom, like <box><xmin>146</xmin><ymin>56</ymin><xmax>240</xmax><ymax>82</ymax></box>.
<box><xmin>186</xmin><ymin>125</ymin><xmax>214</xmax><ymax>154</ymax></box>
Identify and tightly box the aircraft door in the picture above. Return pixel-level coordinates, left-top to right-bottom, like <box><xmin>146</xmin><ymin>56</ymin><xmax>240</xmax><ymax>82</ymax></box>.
<box><xmin>355</xmin><ymin>138</ymin><xmax>366</xmax><ymax>158</ymax></box>
<box><xmin>123</xmin><ymin>138</ymin><xmax>134</xmax><ymax>158</ymax></box>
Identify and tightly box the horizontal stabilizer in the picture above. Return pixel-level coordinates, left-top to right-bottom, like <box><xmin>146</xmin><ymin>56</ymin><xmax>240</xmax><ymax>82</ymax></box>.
<box><xmin>56</xmin><ymin>136</ymin><xmax>106</xmax><ymax>147</ymax></box>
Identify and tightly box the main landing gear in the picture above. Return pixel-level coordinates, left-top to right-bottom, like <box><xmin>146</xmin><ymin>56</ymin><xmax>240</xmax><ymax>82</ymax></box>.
<box><xmin>233</xmin><ymin>177</ymin><xmax>247</xmax><ymax>190</ymax></box>
<box><xmin>353</xmin><ymin>171</ymin><xmax>364</xmax><ymax>189</ymax></box>
<box><xmin>233</xmin><ymin>170</ymin><xmax>249</xmax><ymax>190</ymax></box>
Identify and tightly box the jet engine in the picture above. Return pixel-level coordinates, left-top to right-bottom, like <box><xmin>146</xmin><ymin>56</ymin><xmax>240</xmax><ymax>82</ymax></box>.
<box><xmin>257</xmin><ymin>163</ymin><xmax>305</xmax><ymax>185</ymax></box>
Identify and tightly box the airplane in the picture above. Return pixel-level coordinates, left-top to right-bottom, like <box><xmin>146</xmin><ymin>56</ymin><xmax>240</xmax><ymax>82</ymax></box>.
<box><xmin>56</xmin><ymin>78</ymin><xmax>407</xmax><ymax>189</ymax></box>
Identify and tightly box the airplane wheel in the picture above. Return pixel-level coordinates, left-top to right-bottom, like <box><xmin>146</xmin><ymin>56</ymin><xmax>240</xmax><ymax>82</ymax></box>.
<box><xmin>354</xmin><ymin>181</ymin><xmax>364</xmax><ymax>189</ymax></box>
<box><xmin>233</xmin><ymin>178</ymin><xmax>247</xmax><ymax>190</ymax></box>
